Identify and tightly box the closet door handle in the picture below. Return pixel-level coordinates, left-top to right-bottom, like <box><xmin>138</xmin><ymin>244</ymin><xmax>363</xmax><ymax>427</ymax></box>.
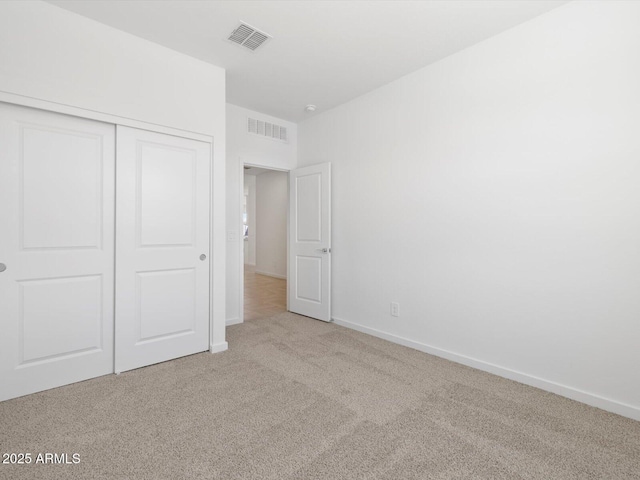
<box><xmin>0</xmin><ymin>263</ymin><xmax>6</xmax><ymax>272</ymax></box>
<box><xmin>199</xmin><ymin>254</ymin><xmax>207</xmax><ymax>261</ymax></box>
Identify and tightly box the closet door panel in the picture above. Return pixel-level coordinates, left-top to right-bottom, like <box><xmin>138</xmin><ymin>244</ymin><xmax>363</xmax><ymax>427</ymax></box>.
<box><xmin>115</xmin><ymin>126</ymin><xmax>210</xmax><ymax>373</ymax></box>
<box><xmin>0</xmin><ymin>103</ymin><xmax>115</xmax><ymax>401</ymax></box>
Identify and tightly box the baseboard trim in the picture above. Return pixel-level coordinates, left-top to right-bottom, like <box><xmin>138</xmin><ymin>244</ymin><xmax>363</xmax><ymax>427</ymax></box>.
<box><xmin>209</xmin><ymin>342</ymin><xmax>228</xmax><ymax>354</ymax></box>
<box><xmin>226</xmin><ymin>317</ymin><xmax>242</xmax><ymax>326</ymax></box>
<box><xmin>332</xmin><ymin>316</ymin><xmax>640</xmax><ymax>421</ymax></box>
<box><xmin>254</xmin><ymin>270</ymin><xmax>287</xmax><ymax>280</ymax></box>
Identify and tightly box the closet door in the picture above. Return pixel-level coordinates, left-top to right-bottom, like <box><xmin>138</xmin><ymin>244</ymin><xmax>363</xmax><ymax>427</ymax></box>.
<box><xmin>115</xmin><ymin>126</ymin><xmax>210</xmax><ymax>373</ymax></box>
<box><xmin>0</xmin><ymin>103</ymin><xmax>115</xmax><ymax>401</ymax></box>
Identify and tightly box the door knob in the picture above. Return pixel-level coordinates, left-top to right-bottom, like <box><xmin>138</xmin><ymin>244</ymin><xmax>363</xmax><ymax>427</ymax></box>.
<box><xmin>199</xmin><ymin>254</ymin><xmax>207</xmax><ymax>261</ymax></box>
<box><xmin>316</xmin><ymin>248</ymin><xmax>331</xmax><ymax>254</ymax></box>
<box><xmin>0</xmin><ymin>263</ymin><xmax>6</xmax><ymax>272</ymax></box>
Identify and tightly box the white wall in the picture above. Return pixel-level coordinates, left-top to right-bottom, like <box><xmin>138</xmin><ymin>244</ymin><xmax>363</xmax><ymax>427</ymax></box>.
<box><xmin>0</xmin><ymin>0</ymin><xmax>227</xmax><ymax>350</ymax></box>
<box><xmin>244</xmin><ymin>174</ymin><xmax>257</xmax><ymax>266</ymax></box>
<box><xmin>0</xmin><ymin>1</ymin><xmax>224</xmax><ymax>137</ymax></box>
<box><xmin>298</xmin><ymin>0</ymin><xmax>640</xmax><ymax>420</ymax></box>
<box><xmin>227</xmin><ymin>104</ymin><xmax>298</xmax><ymax>170</ymax></box>
<box><xmin>226</xmin><ymin>104</ymin><xmax>297</xmax><ymax>324</ymax></box>
<box><xmin>256</xmin><ymin>171</ymin><xmax>288</xmax><ymax>279</ymax></box>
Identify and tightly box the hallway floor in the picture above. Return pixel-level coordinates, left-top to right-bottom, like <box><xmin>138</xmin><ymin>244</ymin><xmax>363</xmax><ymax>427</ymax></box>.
<box><xmin>243</xmin><ymin>265</ymin><xmax>287</xmax><ymax>321</ymax></box>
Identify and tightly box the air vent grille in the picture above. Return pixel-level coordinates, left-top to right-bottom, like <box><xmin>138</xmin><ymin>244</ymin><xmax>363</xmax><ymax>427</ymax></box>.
<box><xmin>248</xmin><ymin>117</ymin><xmax>287</xmax><ymax>142</ymax></box>
<box><xmin>228</xmin><ymin>22</ymin><xmax>271</xmax><ymax>51</ymax></box>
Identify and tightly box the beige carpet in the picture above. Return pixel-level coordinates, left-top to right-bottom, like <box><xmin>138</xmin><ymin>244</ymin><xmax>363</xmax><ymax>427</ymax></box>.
<box><xmin>1</xmin><ymin>312</ymin><xmax>639</xmax><ymax>479</ymax></box>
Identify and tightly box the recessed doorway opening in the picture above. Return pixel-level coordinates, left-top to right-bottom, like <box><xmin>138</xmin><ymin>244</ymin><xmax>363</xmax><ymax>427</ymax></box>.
<box><xmin>242</xmin><ymin>165</ymin><xmax>288</xmax><ymax>320</ymax></box>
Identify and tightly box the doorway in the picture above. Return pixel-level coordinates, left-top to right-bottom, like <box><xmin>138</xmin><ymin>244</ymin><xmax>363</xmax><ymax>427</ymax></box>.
<box><xmin>236</xmin><ymin>161</ymin><xmax>332</xmax><ymax>324</ymax></box>
<box><xmin>242</xmin><ymin>166</ymin><xmax>288</xmax><ymax>320</ymax></box>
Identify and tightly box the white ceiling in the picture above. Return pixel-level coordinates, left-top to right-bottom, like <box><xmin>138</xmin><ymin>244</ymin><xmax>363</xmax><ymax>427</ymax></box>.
<box><xmin>47</xmin><ymin>0</ymin><xmax>568</xmax><ymax>122</ymax></box>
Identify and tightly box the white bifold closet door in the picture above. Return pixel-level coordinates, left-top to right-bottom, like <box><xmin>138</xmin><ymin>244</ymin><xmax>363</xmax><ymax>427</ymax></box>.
<box><xmin>0</xmin><ymin>103</ymin><xmax>115</xmax><ymax>401</ymax></box>
<box><xmin>114</xmin><ymin>126</ymin><xmax>211</xmax><ymax>373</ymax></box>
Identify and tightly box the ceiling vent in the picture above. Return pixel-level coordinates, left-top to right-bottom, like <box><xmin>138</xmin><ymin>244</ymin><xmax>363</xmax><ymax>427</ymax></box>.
<box><xmin>228</xmin><ymin>22</ymin><xmax>271</xmax><ymax>51</ymax></box>
<box><xmin>248</xmin><ymin>117</ymin><xmax>287</xmax><ymax>143</ymax></box>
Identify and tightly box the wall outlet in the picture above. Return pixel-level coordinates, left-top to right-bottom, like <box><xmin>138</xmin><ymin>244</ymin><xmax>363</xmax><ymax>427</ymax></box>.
<box><xmin>391</xmin><ymin>302</ymin><xmax>400</xmax><ymax>317</ymax></box>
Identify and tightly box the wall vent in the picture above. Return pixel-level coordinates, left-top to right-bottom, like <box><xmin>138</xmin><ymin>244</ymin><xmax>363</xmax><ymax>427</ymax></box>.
<box><xmin>248</xmin><ymin>117</ymin><xmax>288</xmax><ymax>143</ymax></box>
<box><xmin>227</xmin><ymin>22</ymin><xmax>271</xmax><ymax>51</ymax></box>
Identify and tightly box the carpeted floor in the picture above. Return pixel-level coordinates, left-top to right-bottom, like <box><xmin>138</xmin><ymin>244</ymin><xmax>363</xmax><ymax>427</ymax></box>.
<box><xmin>1</xmin><ymin>312</ymin><xmax>639</xmax><ymax>479</ymax></box>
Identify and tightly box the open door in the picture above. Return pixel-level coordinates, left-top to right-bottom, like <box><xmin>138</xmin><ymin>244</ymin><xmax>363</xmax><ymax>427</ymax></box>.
<box><xmin>288</xmin><ymin>163</ymin><xmax>331</xmax><ymax>322</ymax></box>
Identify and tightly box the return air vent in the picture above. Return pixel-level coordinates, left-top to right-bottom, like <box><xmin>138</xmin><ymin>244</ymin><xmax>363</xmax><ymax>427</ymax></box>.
<box><xmin>227</xmin><ymin>22</ymin><xmax>271</xmax><ymax>51</ymax></box>
<box><xmin>248</xmin><ymin>117</ymin><xmax>288</xmax><ymax>143</ymax></box>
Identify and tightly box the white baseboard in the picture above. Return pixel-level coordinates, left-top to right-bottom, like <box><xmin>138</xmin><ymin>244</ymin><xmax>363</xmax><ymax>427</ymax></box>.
<box><xmin>226</xmin><ymin>317</ymin><xmax>243</xmax><ymax>326</ymax></box>
<box><xmin>254</xmin><ymin>270</ymin><xmax>287</xmax><ymax>280</ymax></box>
<box><xmin>209</xmin><ymin>342</ymin><xmax>228</xmax><ymax>354</ymax></box>
<box><xmin>332</xmin><ymin>316</ymin><xmax>640</xmax><ymax>421</ymax></box>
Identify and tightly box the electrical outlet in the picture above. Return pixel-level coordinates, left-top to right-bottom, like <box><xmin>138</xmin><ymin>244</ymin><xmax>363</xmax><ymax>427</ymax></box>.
<box><xmin>391</xmin><ymin>302</ymin><xmax>400</xmax><ymax>317</ymax></box>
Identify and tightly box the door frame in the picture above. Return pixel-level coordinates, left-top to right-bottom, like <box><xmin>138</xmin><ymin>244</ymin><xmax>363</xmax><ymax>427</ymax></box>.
<box><xmin>0</xmin><ymin>92</ymin><xmax>226</xmax><ymax>357</ymax></box>
<box><xmin>237</xmin><ymin>160</ymin><xmax>291</xmax><ymax>324</ymax></box>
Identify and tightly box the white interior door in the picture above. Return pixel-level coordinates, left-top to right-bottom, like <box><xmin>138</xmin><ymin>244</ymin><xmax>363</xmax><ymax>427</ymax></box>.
<box><xmin>0</xmin><ymin>103</ymin><xmax>115</xmax><ymax>401</ymax></box>
<box><xmin>288</xmin><ymin>163</ymin><xmax>332</xmax><ymax>321</ymax></box>
<box><xmin>115</xmin><ymin>126</ymin><xmax>210</xmax><ymax>373</ymax></box>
